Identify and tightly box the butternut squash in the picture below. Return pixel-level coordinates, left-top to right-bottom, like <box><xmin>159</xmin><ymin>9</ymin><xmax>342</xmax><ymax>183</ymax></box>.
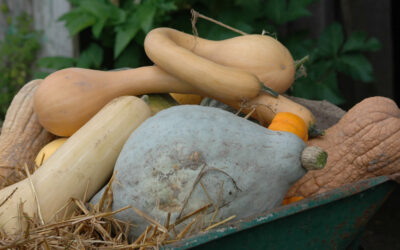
<box><xmin>34</xmin><ymin>66</ymin><xmax>189</xmax><ymax>136</ymax></box>
<box><xmin>34</xmin><ymin>27</ymin><xmax>295</xmax><ymax>136</ymax></box>
<box><xmin>144</xmin><ymin>27</ymin><xmax>261</xmax><ymax>101</ymax></box>
<box><xmin>0</xmin><ymin>96</ymin><xmax>151</xmax><ymax>235</ymax></box>
<box><xmin>145</xmin><ymin>27</ymin><xmax>295</xmax><ymax>94</ymax></box>
<box><xmin>222</xmin><ymin>94</ymin><xmax>316</xmax><ymax>132</ymax></box>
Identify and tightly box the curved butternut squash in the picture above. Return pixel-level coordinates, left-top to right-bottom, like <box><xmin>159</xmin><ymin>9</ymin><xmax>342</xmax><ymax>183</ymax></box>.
<box><xmin>145</xmin><ymin>27</ymin><xmax>295</xmax><ymax>94</ymax></box>
<box><xmin>144</xmin><ymin>27</ymin><xmax>262</xmax><ymax>101</ymax></box>
<box><xmin>222</xmin><ymin>94</ymin><xmax>316</xmax><ymax>131</ymax></box>
<box><xmin>0</xmin><ymin>96</ymin><xmax>151</xmax><ymax>234</ymax></box>
<box><xmin>34</xmin><ymin>27</ymin><xmax>296</xmax><ymax>136</ymax></box>
<box><xmin>34</xmin><ymin>66</ymin><xmax>189</xmax><ymax>136</ymax></box>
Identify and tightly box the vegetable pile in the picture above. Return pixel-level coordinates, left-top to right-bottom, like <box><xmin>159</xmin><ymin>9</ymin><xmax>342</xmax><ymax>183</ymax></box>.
<box><xmin>0</xmin><ymin>23</ymin><xmax>397</xmax><ymax>249</ymax></box>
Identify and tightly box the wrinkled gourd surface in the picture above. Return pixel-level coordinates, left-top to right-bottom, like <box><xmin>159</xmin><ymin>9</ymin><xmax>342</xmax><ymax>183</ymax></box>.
<box><xmin>285</xmin><ymin>96</ymin><xmax>400</xmax><ymax>198</ymax></box>
<box><xmin>0</xmin><ymin>80</ymin><xmax>56</xmax><ymax>185</ymax></box>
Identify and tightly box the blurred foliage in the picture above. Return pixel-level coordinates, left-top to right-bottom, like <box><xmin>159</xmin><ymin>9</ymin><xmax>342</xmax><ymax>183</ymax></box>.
<box><xmin>0</xmin><ymin>3</ymin><xmax>41</xmax><ymax>122</ymax></box>
<box><xmin>36</xmin><ymin>0</ymin><xmax>381</xmax><ymax>105</ymax></box>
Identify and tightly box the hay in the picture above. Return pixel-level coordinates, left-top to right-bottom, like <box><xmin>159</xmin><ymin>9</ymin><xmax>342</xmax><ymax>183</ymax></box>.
<box><xmin>0</xmin><ymin>171</ymin><xmax>236</xmax><ymax>249</ymax></box>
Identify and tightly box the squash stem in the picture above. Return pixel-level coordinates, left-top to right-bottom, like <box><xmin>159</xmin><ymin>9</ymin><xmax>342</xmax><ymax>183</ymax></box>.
<box><xmin>260</xmin><ymin>83</ymin><xmax>279</xmax><ymax>97</ymax></box>
<box><xmin>308</xmin><ymin>123</ymin><xmax>325</xmax><ymax>138</ymax></box>
<box><xmin>295</xmin><ymin>55</ymin><xmax>310</xmax><ymax>70</ymax></box>
<box><xmin>301</xmin><ymin>146</ymin><xmax>327</xmax><ymax>171</ymax></box>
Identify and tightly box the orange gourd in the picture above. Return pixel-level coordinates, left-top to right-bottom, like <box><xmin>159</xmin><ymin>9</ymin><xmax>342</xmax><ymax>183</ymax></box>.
<box><xmin>282</xmin><ymin>196</ymin><xmax>304</xmax><ymax>205</ymax></box>
<box><xmin>268</xmin><ymin>112</ymin><xmax>308</xmax><ymax>142</ymax></box>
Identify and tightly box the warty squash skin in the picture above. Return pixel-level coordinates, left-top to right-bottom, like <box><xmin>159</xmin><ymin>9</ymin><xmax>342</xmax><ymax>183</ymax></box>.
<box><xmin>285</xmin><ymin>96</ymin><xmax>400</xmax><ymax>199</ymax></box>
<box><xmin>0</xmin><ymin>96</ymin><xmax>151</xmax><ymax>235</ymax></box>
<box><xmin>0</xmin><ymin>80</ymin><xmax>56</xmax><ymax>185</ymax></box>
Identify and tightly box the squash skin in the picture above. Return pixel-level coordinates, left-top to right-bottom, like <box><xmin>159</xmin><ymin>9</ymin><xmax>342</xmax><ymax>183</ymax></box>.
<box><xmin>223</xmin><ymin>93</ymin><xmax>316</xmax><ymax>131</ymax></box>
<box><xmin>145</xmin><ymin>28</ymin><xmax>295</xmax><ymax>94</ymax></box>
<box><xmin>268</xmin><ymin>112</ymin><xmax>308</xmax><ymax>141</ymax></box>
<box><xmin>91</xmin><ymin>105</ymin><xmax>312</xmax><ymax>238</ymax></box>
<box><xmin>34</xmin><ymin>27</ymin><xmax>295</xmax><ymax>137</ymax></box>
<box><xmin>34</xmin><ymin>66</ymin><xmax>190</xmax><ymax>136</ymax></box>
<box><xmin>0</xmin><ymin>80</ymin><xmax>56</xmax><ymax>185</ymax></box>
<box><xmin>285</xmin><ymin>97</ymin><xmax>400</xmax><ymax>198</ymax></box>
<box><xmin>35</xmin><ymin>138</ymin><xmax>68</xmax><ymax>167</ymax></box>
<box><xmin>144</xmin><ymin>28</ymin><xmax>282</xmax><ymax>101</ymax></box>
<box><xmin>0</xmin><ymin>96</ymin><xmax>151</xmax><ymax>234</ymax></box>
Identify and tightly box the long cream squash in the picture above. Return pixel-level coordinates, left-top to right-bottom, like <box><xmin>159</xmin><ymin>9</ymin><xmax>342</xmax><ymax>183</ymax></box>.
<box><xmin>34</xmin><ymin>27</ymin><xmax>296</xmax><ymax>136</ymax></box>
<box><xmin>0</xmin><ymin>96</ymin><xmax>151</xmax><ymax>234</ymax></box>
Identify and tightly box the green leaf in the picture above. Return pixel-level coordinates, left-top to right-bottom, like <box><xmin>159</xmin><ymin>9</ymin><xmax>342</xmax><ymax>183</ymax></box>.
<box><xmin>109</xmin><ymin>7</ymin><xmax>127</xmax><ymax>25</ymax></box>
<box><xmin>80</xmin><ymin>0</ymin><xmax>110</xmax><ymax>19</ymax></box>
<box><xmin>264</xmin><ymin>0</ymin><xmax>286</xmax><ymax>25</ymax></box>
<box><xmin>363</xmin><ymin>37</ymin><xmax>381</xmax><ymax>51</ymax></box>
<box><xmin>114</xmin><ymin>19</ymin><xmax>141</xmax><ymax>58</ymax></box>
<box><xmin>292</xmin><ymin>79</ymin><xmax>319</xmax><ymax>100</ymax></box>
<box><xmin>335</xmin><ymin>54</ymin><xmax>373</xmax><ymax>82</ymax></box>
<box><xmin>342</xmin><ymin>31</ymin><xmax>381</xmax><ymax>53</ymax></box>
<box><xmin>306</xmin><ymin>60</ymin><xmax>334</xmax><ymax>81</ymax></box>
<box><xmin>285</xmin><ymin>0</ymin><xmax>312</xmax><ymax>22</ymax></box>
<box><xmin>284</xmin><ymin>32</ymin><xmax>314</xmax><ymax>59</ymax></box>
<box><xmin>33</xmin><ymin>71</ymin><xmax>50</xmax><ymax>79</ymax></box>
<box><xmin>292</xmin><ymin>71</ymin><xmax>346</xmax><ymax>105</ymax></box>
<box><xmin>114</xmin><ymin>43</ymin><xmax>142</xmax><ymax>68</ymax></box>
<box><xmin>37</xmin><ymin>56</ymin><xmax>76</xmax><ymax>70</ymax></box>
<box><xmin>158</xmin><ymin>1</ymin><xmax>178</xmax><ymax>12</ymax></box>
<box><xmin>136</xmin><ymin>2</ymin><xmax>157</xmax><ymax>33</ymax></box>
<box><xmin>317</xmin><ymin>72</ymin><xmax>346</xmax><ymax>104</ymax></box>
<box><xmin>316</xmin><ymin>22</ymin><xmax>344</xmax><ymax>58</ymax></box>
<box><xmin>77</xmin><ymin>43</ymin><xmax>103</xmax><ymax>68</ymax></box>
<box><xmin>92</xmin><ymin>18</ymin><xmax>107</xmax><ymax>38</ymax></box>
<box><xmin>58</xmin><ymin>9</ymin><xmax>96</xmax><ymax>36</ymax></box>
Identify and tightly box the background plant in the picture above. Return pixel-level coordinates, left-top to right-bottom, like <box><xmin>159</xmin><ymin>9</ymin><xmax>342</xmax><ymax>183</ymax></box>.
<box><xmin>36</xmin><ymin>0</ymin><xmax>381</xmax><ymax>106</ymax></box>
<box><xmin>0</xmin><ymin>3</ymin><xmax>41</xmax><ymax>123</ymax></box>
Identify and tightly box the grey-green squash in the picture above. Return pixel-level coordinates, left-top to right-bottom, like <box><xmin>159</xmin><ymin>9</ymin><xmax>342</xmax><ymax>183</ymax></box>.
<box><xmin>91</xmin><ymin>105</ymin><xmax>326</xmax><ymax>238</ymax></box>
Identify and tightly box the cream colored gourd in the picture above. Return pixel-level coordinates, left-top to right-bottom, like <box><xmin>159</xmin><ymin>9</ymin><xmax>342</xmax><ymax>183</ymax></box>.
<box><xmin>34</xmin><ymin>27</ymin><xmax>295</xmax><ymax>137</ymax></box>
<box><xmin>0</xmin><ymin>96</ymin><xmax>151</xmax><ymax>235</ymax></box>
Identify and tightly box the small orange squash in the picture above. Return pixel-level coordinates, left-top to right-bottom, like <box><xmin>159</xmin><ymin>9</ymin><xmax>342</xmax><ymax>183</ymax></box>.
<box><xmin>268</xmin><ymin>112</ymin><xmax>308</xmax><ymax>142</ymax></box>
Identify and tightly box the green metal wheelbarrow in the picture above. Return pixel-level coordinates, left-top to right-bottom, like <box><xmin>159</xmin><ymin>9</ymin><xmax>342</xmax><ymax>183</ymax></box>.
<box><xmin>163</xmin><ymin>176</ymin><xmax>396</xmax><ymax>250</ymax></box>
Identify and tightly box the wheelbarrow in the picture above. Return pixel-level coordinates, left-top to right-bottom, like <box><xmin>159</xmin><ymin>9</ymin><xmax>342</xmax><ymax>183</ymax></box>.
<box><xmin>163</xmin><ymin>176</ymin><xmax>396</xmax><ymax>250</ymax></box>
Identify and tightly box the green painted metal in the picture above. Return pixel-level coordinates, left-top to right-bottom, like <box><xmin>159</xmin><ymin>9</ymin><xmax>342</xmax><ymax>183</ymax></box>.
<box><xmin>163</xmin><ymin>176</ymin><xmax>396</xmax><ymax>250</ymax></box>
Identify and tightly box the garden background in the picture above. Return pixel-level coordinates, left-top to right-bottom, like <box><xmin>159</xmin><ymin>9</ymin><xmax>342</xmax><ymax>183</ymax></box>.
<box><xmin>0</xmin><ymin>0</ymin><xmax>398</xmax><ymax>248</ymax></box>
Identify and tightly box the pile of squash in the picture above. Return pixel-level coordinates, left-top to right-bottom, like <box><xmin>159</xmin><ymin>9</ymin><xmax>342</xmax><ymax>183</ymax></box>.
<box><xmin>0</xmin><ymin>27</ymin><xmax>398</xmax><ymax>241</ymax></box>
